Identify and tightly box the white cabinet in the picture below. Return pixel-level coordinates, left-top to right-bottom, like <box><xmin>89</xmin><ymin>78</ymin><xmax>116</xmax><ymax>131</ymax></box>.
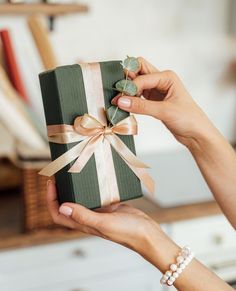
<box><xmin>168</xmin><ymin>215</ymin><xmax>236</xmax><ymax>256</ymax></box>
<box><xmin>34</xmin><ymin>269</ymin><xmax>159</xmax><ymax>291</ymax></box>
<box><xmin>0</xmin><ymin>236</ymin><xmax>163</xmax><ymax>291</ymax></box>
<box><xmin>1</xmin><ymin>215</ymin><xmax>233</xmax><ymax>291</ymax></box>
<box><xmin>167</xmin><ymin>214</ymin><xmax>236</xmax><ymax>285</ymax></box>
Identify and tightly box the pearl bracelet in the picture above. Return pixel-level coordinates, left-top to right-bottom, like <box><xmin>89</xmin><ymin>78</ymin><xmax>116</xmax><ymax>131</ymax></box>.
<box><xmin>160</xmin><ymin>246</ymin><xmax>194</xmax><ymax>286</ymax></box>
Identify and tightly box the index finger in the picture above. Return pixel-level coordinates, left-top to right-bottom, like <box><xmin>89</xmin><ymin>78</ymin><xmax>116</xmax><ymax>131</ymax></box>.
<box><xmin>132</xmin><ymin>71</ymin><xmax>176</xmax><ymax>96</ymax></box>
<box><xmin>127</xmin><ymin>57</ymin><xmax>160</xmax><ymax>79</ymax></box>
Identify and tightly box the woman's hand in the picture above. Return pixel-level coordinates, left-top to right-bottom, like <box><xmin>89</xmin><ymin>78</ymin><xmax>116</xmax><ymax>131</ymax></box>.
<box><xmin>112</xmin><ymin>57</ymin><xmax>219</xmax><ymax>149</ymax></box>
<box><xmin>46</xmin><ymin>180</ymin><xmax>179</xmax><ymax>272</ymax></box>
<box><xmin>46</xmin><ymin>181</ymin><xmax>234</xmax><ymax>291</ymax></box>
<box><xmin>113</xmin><ymin>57</ymin><xmax>236</xmax><ymax>229</ymax></box>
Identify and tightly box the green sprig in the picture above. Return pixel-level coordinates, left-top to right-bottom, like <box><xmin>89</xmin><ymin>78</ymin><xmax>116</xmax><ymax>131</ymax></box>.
<box><xmin>108</xmin><ymin>56</ymin><xmax>139</xmax><ymax>125</ymax></box>
<box><xmin>121</xmin><ymin>56</ymin><xmax>140</xmax><ymax>72</ymax></box>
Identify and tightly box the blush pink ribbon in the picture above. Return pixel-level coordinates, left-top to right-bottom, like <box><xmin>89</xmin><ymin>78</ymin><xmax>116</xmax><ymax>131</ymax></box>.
<box><xmin>39</xmin><ymin>113</ymin><xmax>154</xmax><ymax>194</ymax></box>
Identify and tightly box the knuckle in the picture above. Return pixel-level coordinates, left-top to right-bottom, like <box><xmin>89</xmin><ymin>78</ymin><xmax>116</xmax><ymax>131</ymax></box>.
<box><xmin>164</xmin><ymin>70</ymin><xmax>177</xmax><ymax>79</ymax></box>
<box><xmin>137</xmin><ymin>56</ymin><xmax>145</xmax><ymax>63</ymax></box>
<box><xmin>134</xmin><ymin>99</ymin><xmax>147</xmax><ymax>113</ymax></box>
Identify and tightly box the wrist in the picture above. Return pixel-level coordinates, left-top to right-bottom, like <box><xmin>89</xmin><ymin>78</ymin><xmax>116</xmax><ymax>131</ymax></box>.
<box><xmin>139</xmin><ymin>223</ymin><xmax>180</xmax><ymax>273</ymax></box>
<box><xmin>187</xmin><ymin>124</ymin><xmax>223</xmax><ymax>156</ymax></box>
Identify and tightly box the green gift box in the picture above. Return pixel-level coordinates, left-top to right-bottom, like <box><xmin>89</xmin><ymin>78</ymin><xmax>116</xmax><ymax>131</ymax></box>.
<box><xmin>39</xmin><ymin>61</ymin><xmax>145</xmax><ymax>209</ymax></box>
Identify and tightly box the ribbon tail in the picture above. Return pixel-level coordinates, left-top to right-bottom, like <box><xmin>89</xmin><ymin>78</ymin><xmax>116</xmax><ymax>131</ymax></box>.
<box><xmin>39</xmin><ymin>137</ymin><xmax>92</xmax><ymax>177</ymax></box>
<box><xmin>106</xmin><ymin>134</ymin><xmax>149</xmax><ymax>169</ymax></box>
<box><xmin>69</xmin><ymin>134</ymin><xmax>103</xmax><ymax>173</ymax></box>
<box><xmin>106</xmin><ymin>134</ymin><xmax>154</xmax><ymax>194</ymax></box>
<box><xmin>128</xmin><ymin>164</ymin><xmax>155</xmax><ymax>194</ymax></box>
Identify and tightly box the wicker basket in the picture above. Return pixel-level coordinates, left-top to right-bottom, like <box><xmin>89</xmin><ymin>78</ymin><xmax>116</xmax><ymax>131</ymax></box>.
<box><xmin>22</xmin><ymin>167</ymin><xmax>54</xmax><ymax>231</ymax></box>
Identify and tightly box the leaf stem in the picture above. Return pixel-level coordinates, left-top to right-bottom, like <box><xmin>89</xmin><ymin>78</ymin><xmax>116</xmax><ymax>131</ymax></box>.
<box><xmin>110</xmin><ymin>67</ymin><xmax>129</xmax><ymax>123</ymax></box>
<box><xmin>110</xmin><ymin>105</ymin><xmax>119</xmax><ymax>124</ymax></box>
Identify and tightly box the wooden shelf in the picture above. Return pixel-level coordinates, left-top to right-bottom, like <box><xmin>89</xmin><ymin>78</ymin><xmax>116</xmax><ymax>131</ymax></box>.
<box><xmin>0</xmin><ymin>189</ymin><xmax>222</xmax><ymax>250</ymax></box>
<box><xmin>0</xmin><ymin>3</ymin><xmax>89</xmax><ymax>16</ymax></box>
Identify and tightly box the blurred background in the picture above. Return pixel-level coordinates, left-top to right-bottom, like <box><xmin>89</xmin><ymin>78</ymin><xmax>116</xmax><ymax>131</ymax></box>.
<box><xmin>0</xmin><ymin>0</ymin><xmax>236</xmax><ymax>290</ymax></box>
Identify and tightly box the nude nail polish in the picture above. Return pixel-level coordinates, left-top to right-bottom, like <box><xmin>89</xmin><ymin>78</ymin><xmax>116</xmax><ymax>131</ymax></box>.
<box><xmin>118</xmin><ymin>97</ymin><xmax>131</xmax><ymax>108</ymax></box>
<box><xmin>59</xmin><ymin>205</ymin><xmax>73</xmax><ymax>216</ymax></box>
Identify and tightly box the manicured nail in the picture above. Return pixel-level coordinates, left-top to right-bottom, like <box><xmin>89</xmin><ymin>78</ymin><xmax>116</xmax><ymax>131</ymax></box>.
<box><xmin>111</xmin><ymin>98</ymin><xmax>117</xmax><ymax>105</ymax></box>
<box><xmin>117</xmin><ymin>97</ymin><xmax>131</xmax><ymax>108</ymax></box>
<box><xmin>111</xmin><ymin>94</ymin><xmax>121</xmax><ymax>105</ymax></box>
<box><xmin>59</xmin><ymin>205</ymin><xmax>73</xmax><ymax>216</ymax></box>
<box><xmin>47</xmin><ymin>179</ymin><xmax>52</xmax><ymax>187</ymax></box>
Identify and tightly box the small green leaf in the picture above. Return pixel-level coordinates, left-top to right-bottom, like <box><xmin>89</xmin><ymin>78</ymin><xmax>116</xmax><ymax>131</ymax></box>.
<box><xmin>121</xmin><ymin>56</ymin><xmax>139</xmax><ymax>72</ymax></box>
<box><xmin>115</xmin><ymin>79</ymin><xmax>137</xmax><ymax>96</ymax></box>
<box><xmin>106</xmin><ymin>106</ymin><xmax>125</xmax><ymax>125</ymax></box>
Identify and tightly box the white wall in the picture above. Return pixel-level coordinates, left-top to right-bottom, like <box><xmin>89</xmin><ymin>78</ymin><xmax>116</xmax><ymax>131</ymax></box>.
<box><xmin>1</xmin><ymin>0</ymin><xmax>236</xmax><ymax>153</ymax></box>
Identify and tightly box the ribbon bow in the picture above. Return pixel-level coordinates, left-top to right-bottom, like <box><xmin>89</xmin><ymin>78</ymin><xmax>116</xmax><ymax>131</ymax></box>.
<box><xmin>39</xmin><ymin>114</ymin><xmax>154</xmax><ymax>194</ymax></box>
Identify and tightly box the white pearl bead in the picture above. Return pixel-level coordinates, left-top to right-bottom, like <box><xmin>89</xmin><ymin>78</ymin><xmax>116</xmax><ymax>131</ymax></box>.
<box><xmin>160</xmin><ymin>247</ymin><xmax>194</xmax><ymax>287</ymax></box>
<box><xmin>170</xmin><ymin>264</ymin><xmax>177</xmax><ymax>271</ymax></box>
<box><xmin>173</xmin><ymin>272</ymin><xmax>179</xmax><ymax>278</ymax></box>
<box><xmin>167</xmin><ymin>279</ymin><xmax>173</xmax><ymax>286</ymax></box>
<box><xmin>183</xmin><ymin>246</ymin><xmax>191</xmax><ymax>253</ymax></box>
<box><xmin>160</xmin><ymin>278</ymin><xmax>166</xmax><ymax>284</ymax></box>
<box><xmin>181</xmin><ymin>249</ymin><xmax>189</xmax><ymax>258</ymax></box>
<box><xmin>163</xmin><ymin>274</ymin><xmax>169</xmax><ymax>280</ymax></box>
<box><xmin>177</xmin><ymin>256</ymin><xmax>184</xmax><ymax>263</ymax></box>
<box><xmin>184</xmin><ymin>245</ymin><xmax>190</xmax><ymax>250</ymax></box>
<box><xmin>177</xmin><ymin>267</ymin><xmax>182</xmax><ymax>274</ymax></box>
<box><xmin>165</xmin><ymin>270</ymin><xmax>172</xmax><ymax>277</ymax></box>
<box><xmin>185</xmin><ymin>257</ymin><xmax>191</xmax><ymax>264</ymax></box>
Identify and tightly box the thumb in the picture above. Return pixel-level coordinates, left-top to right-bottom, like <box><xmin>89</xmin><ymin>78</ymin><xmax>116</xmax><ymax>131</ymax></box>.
<box><xmin>117</xmin><ymin>96</ymin><xmax>166</xmax><ymax>120</ymax></box>
<box><xmin>59</xmin><ymin>203</ymin><xmax>102</xmax><ymax>228</ymax></box>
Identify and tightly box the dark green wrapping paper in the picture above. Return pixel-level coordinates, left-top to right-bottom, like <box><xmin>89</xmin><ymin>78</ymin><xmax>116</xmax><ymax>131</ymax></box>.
<box><xmin>39</xmin><ymin>61</ymin><xmax>142</xmax><ymax>209</ymax></box>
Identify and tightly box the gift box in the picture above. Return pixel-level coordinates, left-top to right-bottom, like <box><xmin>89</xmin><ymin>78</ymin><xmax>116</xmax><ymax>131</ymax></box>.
<box><xmin>39</xmin><ymin>61</ymin><xmax>153</xmax><ymax>209</ymax></box>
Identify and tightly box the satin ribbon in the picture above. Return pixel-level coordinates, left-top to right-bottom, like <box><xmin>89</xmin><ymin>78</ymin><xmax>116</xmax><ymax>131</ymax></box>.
<box><xmin>39</xmin><ymin>114</ymin><xmax>154</xmax><ymax>194</ymax></box>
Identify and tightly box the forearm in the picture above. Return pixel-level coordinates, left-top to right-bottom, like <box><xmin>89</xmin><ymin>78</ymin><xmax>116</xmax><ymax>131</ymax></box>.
<box><xmin>188</xmin><ymin>127</ymin><xmax>236</xmax><ymax>228</ymax></box>
<box><xmin>141</xmin><ymin>227</ymin><xmax>233</xmax><ymax>291</ymax></box>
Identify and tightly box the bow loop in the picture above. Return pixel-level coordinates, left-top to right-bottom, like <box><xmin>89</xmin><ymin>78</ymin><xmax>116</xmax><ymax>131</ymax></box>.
<box><xmin>112</xmin><ymin>115</ymin><xmax>138</xmax><ymax>135</ymax></box>
<box><xmin>39</xmin><ymin>113</ymin><xmax>154</xmax><ymax>194</ymax></box>
<box><xmin>74</xmin><ymin>114</ymin><xmax>104</xmax><ymax>136</ymax></box>
<box><xmin>73</xmin><ymin>114</ymin><xmax>138</xmax><ymax>137</ymax></box>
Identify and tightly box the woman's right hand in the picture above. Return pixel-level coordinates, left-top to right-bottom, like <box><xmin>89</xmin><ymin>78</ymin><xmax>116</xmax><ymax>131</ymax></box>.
<box><xmin>112</xmin><ymin>57</ymin><xmax>219</xmax><ymax>149</ymax></box>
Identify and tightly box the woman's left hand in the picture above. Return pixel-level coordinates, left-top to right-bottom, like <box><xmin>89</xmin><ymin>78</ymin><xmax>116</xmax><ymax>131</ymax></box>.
<box><xmin>46</xmin><ymin>180</ymin><xmax>178</xmax><ymax>268</ymax></box>
<box><xmin>47</xmin><ymin>180</ymin><xmax>233</xmax><ymax>291</ymax></box>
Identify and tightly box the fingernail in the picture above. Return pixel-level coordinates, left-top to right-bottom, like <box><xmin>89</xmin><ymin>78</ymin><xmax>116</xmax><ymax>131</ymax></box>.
<box><xmin>117</xmin><ymin>97</ymin><xmax>131</xmax><ymax>108</ymax></box>
<box><xmin>47</xmin><ymin>179</ymin><xmax>51</xmax><ymax>187</ymax></box>
<box><xmin>111</xmin><ymin>98</ymin><xmax>117</xmax><ymax>105</ymax></box>
<box><xmin>111</xmin><ymin>94</ymin><xmax>121</xmax><ymax>105</ymax></box>
<box><xmin>59</xmin><ymin>205</ymin><xmax>73</xmax><ymax>216</ymax></box>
